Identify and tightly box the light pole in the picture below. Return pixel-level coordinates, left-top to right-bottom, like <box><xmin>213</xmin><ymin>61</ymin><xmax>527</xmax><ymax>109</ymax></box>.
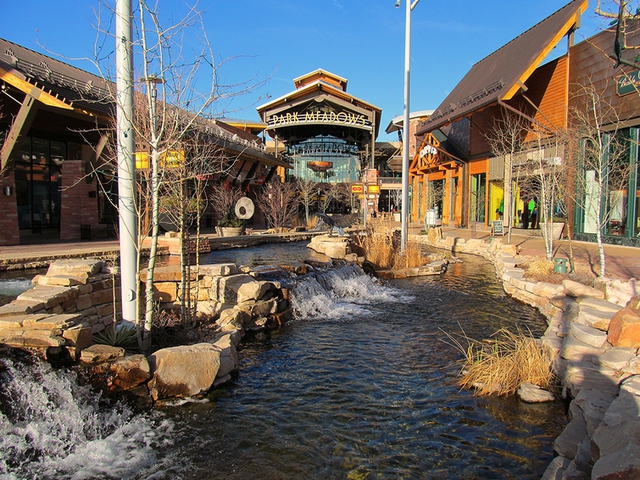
<box><xmin>115</xmin><ymin>0</ymin><xmax>137</xmax><ymax>323</ymax></box>
<box><xmin>397</xmin><ymin>0</ymin><xmax>420</xmax><ymax>253</ymax></box>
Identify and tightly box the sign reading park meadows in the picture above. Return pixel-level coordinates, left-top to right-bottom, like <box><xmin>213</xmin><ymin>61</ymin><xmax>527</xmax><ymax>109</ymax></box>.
<box><xmin>268</xmin><ymin>110</ymin><xmax>372</xmax><ymax>129</ymax></box>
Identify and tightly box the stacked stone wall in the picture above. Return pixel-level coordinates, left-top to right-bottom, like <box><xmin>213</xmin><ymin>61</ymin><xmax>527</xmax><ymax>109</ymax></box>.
<box><xmin>414</xmin><ymin>228</ymin><xmax>640</xmax><ymax>479</ymax></box>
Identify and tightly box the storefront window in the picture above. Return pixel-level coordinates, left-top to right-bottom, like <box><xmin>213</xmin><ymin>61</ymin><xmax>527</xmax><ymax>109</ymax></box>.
<box><xmin>470</xmin><ymin>173</ymin><xmax>486</xmax><ymax>223</ymax></box>
<box><xmin>13</xmin><ymin>136</ymin><xmax>64</xmax><ymax>231</ymax></box>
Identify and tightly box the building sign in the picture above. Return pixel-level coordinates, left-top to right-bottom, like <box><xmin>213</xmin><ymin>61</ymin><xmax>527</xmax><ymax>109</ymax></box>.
<box><xmin>617</xmin><ymin>70</ymin><xmax>640</xmax><ymax>96</ymax></box>
<box><xmin>135</xmin><ymin>152</ymin><xmax>149</xmax><ymax>169</ymax></box>
<box><xmin>268</xmin><ymin>110</ymin><xmax>371</xmax><ymax>129</ymax></box>
<box><xmin>367</xmin><ymin>184</ymin><xmax>380</xmax><ymax>194</ymax></box>
<box><xmin>136</xmin><ymin>150</ymin><xmax>185</xmax><ymax>169</ymax></box>
<box><xmin>351</xmin><ymin>184</ymin><xmax>364</xmax><ymax>193</ymax></box>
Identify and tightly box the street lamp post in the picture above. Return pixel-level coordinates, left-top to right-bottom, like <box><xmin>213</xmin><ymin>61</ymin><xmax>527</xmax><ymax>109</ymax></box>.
<box><xmin>115</xmin><ymin>0</ymin><xmax>137</xmax><ymax>323</ymax></box>
<box><xmin>397</xmin><ymin>0</ymin><xmax>420</xmax><ymax>253</ymax></box>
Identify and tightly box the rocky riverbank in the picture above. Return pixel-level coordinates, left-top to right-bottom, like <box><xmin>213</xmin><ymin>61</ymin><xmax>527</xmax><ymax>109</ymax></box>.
<box><xmin>414</xmin><ymin>228</ymin><xmax>640</xmax><ymax>480</ymax></box>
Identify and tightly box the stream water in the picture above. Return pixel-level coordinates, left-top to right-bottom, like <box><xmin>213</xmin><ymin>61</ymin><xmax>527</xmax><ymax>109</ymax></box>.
<box><xmin>0</xmin><ymin>243</ymin><xmax>566</xmax><ymax>479</ymax></box>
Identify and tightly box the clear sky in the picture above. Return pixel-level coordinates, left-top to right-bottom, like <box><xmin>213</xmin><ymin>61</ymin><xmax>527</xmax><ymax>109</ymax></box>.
<box><xmin>1</xmin><ymin>0</ymin><xmax>606</xmax><ymax>141</ymax></box>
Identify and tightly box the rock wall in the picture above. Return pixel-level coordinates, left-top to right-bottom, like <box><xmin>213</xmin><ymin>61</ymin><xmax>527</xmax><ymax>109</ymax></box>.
<box><xmin>0</xmin><ymin>259</ymin><xmax>118</xmax><ymax>360</ymax></box>
<box><xmin>414</xmin><ymin>228</ymin><xmax>640</xmax><ymax>480</ymax></box>
<box><xmin>0</xmin><ymin>258</ymin><xmax>292</xmax><ymax>403</ymax></box>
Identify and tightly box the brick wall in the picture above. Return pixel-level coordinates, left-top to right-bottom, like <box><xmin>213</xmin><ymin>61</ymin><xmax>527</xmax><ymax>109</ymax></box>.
<box><xmin>60</xmin><ymin>160</ymin><xmax>99</xmax><ymax>240</ymax></box>
<box><xmin>0</xmin><ymin>173</ymin><xmax>20</xmax><ymax>246</ymax></box>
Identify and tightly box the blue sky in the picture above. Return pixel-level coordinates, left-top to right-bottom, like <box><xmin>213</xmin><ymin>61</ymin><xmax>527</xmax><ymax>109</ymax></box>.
<box><xmin>1</xmin><ymin>1</ymin><xmax>606</xmax><ymax>141</ymax></box>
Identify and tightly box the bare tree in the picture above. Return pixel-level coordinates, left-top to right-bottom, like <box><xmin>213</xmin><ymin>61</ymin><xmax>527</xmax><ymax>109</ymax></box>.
<box><xmin>566</xmin><ymin>81</ymin><xmax>633</xmax><ymax>276</ymax></box>
<box><xmin>255</xmin><ymin>179</ymin><xmax>299</xmax><ymax>232</ymax></box>
<box><xmin>209</xmin><ymin>181</ymin><xmax>243</xmax><ymax>225</ymax></box>
<box><xmin>296</xmin><ymin>178</ymin><xmax>318</xmax><ymax>225</ymax></box>
<box><xmin>91</xmin><ymin>0</ymin><xmax>266</xmax><ymax>350</ymax></box>
<box><xmin>485</xmin><ymin>108</ymin><xmax>530</xmax><ymax>242</ymax></box>
<box><xmin>595</xmin><ymin>0</ymin><xmax>640</xmax><ymax>69</ymax></box>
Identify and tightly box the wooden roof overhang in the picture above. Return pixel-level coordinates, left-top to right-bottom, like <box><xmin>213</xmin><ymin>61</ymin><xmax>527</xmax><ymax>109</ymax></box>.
<box><xmin>409</xmin><ymin>133</ymin><xmax>465</xmax><ymax>177</ymax></box>
<box><xmin>257</xmin><ymin>80</ymin><xmax>382</xmax><ymax>144</ymax></box>
<box><xmin>415</xmin><ymin>0</ymin><xmax>587</xmax><ymax>137</ymax></box>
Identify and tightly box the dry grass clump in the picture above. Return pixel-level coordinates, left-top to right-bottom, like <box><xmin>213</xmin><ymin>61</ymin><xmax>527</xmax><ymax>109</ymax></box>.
<box><xmin>521</xmin><ymin>256</ymin><xmax>596</xmax><ymax>285</ymax></box>
<box><xmin>445</xmin><ymin>327</ymin><xmax>555</xmax><ymax>396</ymax></box>
<box><xmin>353</xmin><ymin>218</ymin><xmax>427</xmax><ymax>270</ymax></box>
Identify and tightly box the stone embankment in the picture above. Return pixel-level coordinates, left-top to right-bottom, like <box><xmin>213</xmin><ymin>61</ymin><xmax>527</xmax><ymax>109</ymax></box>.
<box><xmin>414</xmin><ymin>228</ymin><xmax>640</xmax><ymax>480</ymax></box>
<box><xmin>0</xmin><ymin>258</ymin><xmax>292</xmax><ymax>403</ymax></box>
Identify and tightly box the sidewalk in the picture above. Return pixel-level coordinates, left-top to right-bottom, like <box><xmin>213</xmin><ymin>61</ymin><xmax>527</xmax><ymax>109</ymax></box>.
<box><xmin>426</xmin><ymin>224</ymin><xmax>640</xmax><ymax>282</ymax></box>
<box><xmin>1</xmin><ymin>225</ymin><xmax>639</xmax><ymax>281</ymax></box>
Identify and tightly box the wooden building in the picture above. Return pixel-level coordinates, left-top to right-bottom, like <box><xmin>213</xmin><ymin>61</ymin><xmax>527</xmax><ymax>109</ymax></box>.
<box><xmin>412</xmin><ymin>0</ymin><xmax>640</xmax><ymax>246</ymax></box>
<box><xmin>0</xmin><ymin>38</ymin><xmax>288</xmax><ymax>246</ymax></box>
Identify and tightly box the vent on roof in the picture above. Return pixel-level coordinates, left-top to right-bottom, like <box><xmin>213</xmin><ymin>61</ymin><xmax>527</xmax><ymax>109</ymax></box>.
<box><xmin>5</xmin><ymin>48</ymin><xmax>18</xmax><ymax>66</ymax></box>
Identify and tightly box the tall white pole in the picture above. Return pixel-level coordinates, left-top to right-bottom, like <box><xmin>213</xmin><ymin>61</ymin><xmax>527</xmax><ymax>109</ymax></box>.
<box><xmin>116</xmin><ymin>0</ymin><xmax>138</xmax><ymax>322</ymax></box>
<box><xmin>400</xmin><ymin>0</ymin><xmax>414</xmax><ymax>253</ymax></box>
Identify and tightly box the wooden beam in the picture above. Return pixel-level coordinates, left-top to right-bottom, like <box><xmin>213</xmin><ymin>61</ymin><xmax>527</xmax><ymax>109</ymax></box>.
<box><xmin>241</xmin><ymin>161</ymin><xmax>260</xmax><ymax>191</ymax></box>
<box><xmin>1</xmin><ymin>85</ymin><xmax>41</xmax><ymax>171</ymax></box>
<box><xmin>0</xmin><ymin>66</ymin><xmax>73</xmax><ymax>110</ymax></box>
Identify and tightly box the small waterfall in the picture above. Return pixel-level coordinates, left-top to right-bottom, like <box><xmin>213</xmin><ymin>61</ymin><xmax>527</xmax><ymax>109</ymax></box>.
<box><xmin>0</xmin><ymin>278</ymin><xmax>33</xmax><ymax>306</ymax></box>
<box><xmin>0</xmin><ymin>350</ymin><xmax>177</xmax><ymax>479</ymax></box>
<box><xmin>290</xmin><ymin>264</ymin><xmax>413</xmax><ymax>319</ymax></box>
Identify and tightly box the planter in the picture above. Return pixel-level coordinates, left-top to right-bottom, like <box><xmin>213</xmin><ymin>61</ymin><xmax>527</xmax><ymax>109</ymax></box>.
<box><xmin>542</xmin><ymin>222</ymin><xmax>564</xmax><ymax>240</ymax></box>
<box><xmin>220</xmin><ymin>226</ymin><xmax>243</xmax><ymax>237</ymax></box>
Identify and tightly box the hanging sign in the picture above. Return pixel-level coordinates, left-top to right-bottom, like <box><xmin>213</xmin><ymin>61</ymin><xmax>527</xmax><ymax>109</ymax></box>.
<box><xmin>617</xmin><ymin>71</ymin><xmax>640</xmax><ymax>96</ymax></box>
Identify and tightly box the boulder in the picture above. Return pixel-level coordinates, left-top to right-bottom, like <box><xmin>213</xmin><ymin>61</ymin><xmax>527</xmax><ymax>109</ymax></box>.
<box><xmin>147</xmin><ymin>343</ymin><xmax>221</xmax><ymax>401</ymax></box>
<box><xmin>46</xmin><ymin>259</ymin><xmax>104</xmax><ymax>277</ymax></box>
<box><xmin>607</xmin><ymin>303</ymin><xmax>640</xmax><ymax>348</ymax></box>
<box><xmin>213</xmin><ymin>334</ymin><xmax>238</xmax><ymax>379</ymax></box>
<box><xmin>307</xmin><ymin>235</ymin><xmax>351</xmax><ymax>259</ymax></box>
<box><xmin>563</xmin><ymin>280</ymin><xmax>605</xmax><ymax>300</ymax></box>
<box><xmin>517</xmin><ymin>382</ymin><xmax>555</xmax><ymax>403</ymax></box>
<box><xmin>237</xmin><ymin>281</ymin><xmax>275</xmax><ymax>304</ymax></box>
<box><xmin>87</xmin><ymin>354</ymin><xmax>151</xmax><ymax>393</ymax></box>
<box><xmin>80</xmin><ymin>344</ymin><xmax>125</xmax><ymax>363</ymax></box>
<box><xmin>554</xmin><ymin>407</ymin><xmax>588</xmax><ymax>459</ymax></box>
<box><xmin>216</xmin><ymin>308</ymin><xmax>250</xmax><ymax>330</ymax></box>
<box><xmin>541</xmin><ymin>456</ymin><xmax>571</xmax><ymax>480</ymax></box>
<box><xmin>210</xmin><ymin>274</ymin><xmax>255</xmax><ymax>304</ymax></box>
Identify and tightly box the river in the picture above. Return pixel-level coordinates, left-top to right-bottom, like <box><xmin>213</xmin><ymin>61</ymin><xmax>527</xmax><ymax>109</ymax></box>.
<box><xmin>0</xmin><ymin>243</ymin><xmax>565</xmax><ymax>479</ymax></box>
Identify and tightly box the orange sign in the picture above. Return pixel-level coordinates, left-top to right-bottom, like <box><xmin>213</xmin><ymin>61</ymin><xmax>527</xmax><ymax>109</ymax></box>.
<box><xmin>351</xmin><ymin>184</ymin><xmax>364</xmax><ymax>193</ymax></box>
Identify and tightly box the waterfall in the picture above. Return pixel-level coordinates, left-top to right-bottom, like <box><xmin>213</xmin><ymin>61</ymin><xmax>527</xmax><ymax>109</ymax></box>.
<box><xmin>0</xmin><ymin>350</ymin><xmax>177</xmax><ymax>479</ymax></box>
<box><xmin>290</xmin><ymin>264</ymin><xmax>413</xmax><ymax>319</ymax></box>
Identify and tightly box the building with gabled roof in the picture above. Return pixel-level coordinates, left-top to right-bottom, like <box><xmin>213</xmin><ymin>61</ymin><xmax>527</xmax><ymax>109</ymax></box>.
<box><xmin>411</xmin><ymin>0</ymin><xmax>640</xmax><ymax>248</ymax></box>
<box><xmin>0</xmin><ymin>37</ymin><xmax>289</xmax><ymax>245</ymax></box>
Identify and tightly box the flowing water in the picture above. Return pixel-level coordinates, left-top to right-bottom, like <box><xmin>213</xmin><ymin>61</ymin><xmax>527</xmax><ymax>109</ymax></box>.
<box><xmin>0</xmin><ymin>243</ymin><xmax>566</xmax><ymax>479</ymax></box>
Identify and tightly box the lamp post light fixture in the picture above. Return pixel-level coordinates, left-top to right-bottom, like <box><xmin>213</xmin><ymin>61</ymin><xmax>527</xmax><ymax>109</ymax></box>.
<box><xmin>397</xmin><ymin>0</ymin><xmax>420</xmax><ymax>253</ymax></box>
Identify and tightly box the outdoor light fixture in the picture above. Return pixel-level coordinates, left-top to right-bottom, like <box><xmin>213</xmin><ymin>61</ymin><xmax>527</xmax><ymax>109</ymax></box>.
<box><xmin>395</xmin><ymin>0</ymin><xmax>401</xmax><ymax>7</ymax></box>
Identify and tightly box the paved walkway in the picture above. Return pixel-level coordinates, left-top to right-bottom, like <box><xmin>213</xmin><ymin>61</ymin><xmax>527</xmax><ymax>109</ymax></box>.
<box><xmin>1</xmin><ymin>224</ymin><xmax>639</xmax><ymax>281</ymax></box>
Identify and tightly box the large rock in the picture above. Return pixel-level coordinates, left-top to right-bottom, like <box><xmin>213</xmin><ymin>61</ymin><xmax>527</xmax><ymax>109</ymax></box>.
<box><xmin>210</xmin><ymin>274</ymin><xmax>255</xmax><ymax>303</ymax></box>
<box><xmin>517</xmin><ymin>382</ymin><xmax>555</xmax><ymax>403</ymax></box>
<box><xmin>237</xmin><ymin>281</ymin><xmax>276</xmax><ymax>304</ymax></box>
<box><xmin>307</xmin><ymin>235</ymin><xmax>351</xmax><ymax>259</ymax></box>
<box><xmin>80</xmin><ymin>344</ymin><xmax>125</xmax><ymax>363</ymax></box>
<box><xmin>213</xmin><ymin>334</ymin><xmax>239</xmax><ymax>382</ymax></box>
<box><xmin>554</xmin><ymin>407</ymin><xmax>587</xmax><ymax>459</ymax></box>
<box><xmin>608</xmin><ymin>298</ymin><xmax>640</xmax><ymax>348</ymax></box>
<box><xmin>46</xmin><ymin>259</ymin><xmax>104</xmax><ymax>277</ymax></box>
<box><xmin>147</xmin><ymin>343</ymin><xmax>221</xmax><ymax>401</ymax></box>
<box><xmin>563</xmin><ymin>280</ymin><xmax>605</xmax><ymax>300</ymax></box>
<box><xmin>87</xmin><ymin>354</ymin><xmax>151</xmax><ymax>393</ymax></box>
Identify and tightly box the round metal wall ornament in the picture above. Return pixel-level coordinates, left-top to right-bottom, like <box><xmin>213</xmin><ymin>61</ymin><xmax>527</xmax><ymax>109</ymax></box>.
<box><xmin>235</xmin><ymin>197</ymin><xmax>255</xmax><ymax>219</ymax></box>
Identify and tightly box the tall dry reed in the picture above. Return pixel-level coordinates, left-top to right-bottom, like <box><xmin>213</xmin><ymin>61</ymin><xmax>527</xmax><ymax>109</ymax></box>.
<box><xmin>444</xmin><ymin>327</ymin><xmax>555</xmax><ymax>396</ymax></box>
<box><xmin>353</xmin><ymin>218</ymin><xmax>427</xmax><ymax>269</ymax></box>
